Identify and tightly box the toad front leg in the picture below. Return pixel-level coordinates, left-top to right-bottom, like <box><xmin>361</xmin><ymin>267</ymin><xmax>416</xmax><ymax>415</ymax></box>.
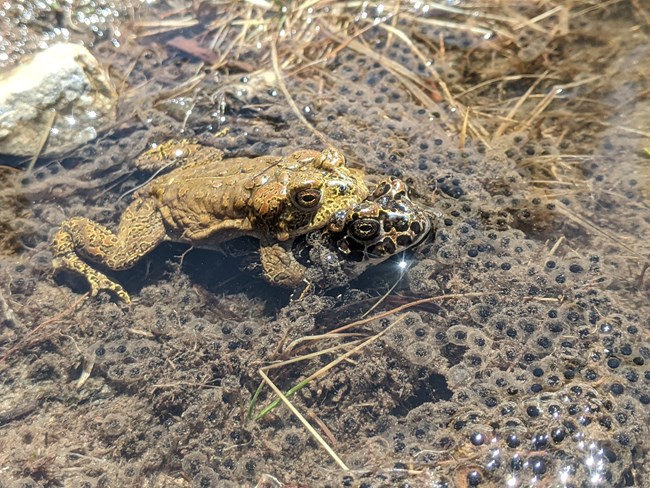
<box><xmin>259</xmin><ymin>238</ymin><xmax>310</xmax><ymax>290</ymax></box>
<box><xmin>51</xmin><ymin>198</ymin><xmax>167</xmax><ymax>303</ymax></box>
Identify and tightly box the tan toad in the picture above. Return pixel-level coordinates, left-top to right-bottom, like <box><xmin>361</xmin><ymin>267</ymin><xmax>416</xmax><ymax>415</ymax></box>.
<box><xmin>52</xmin><ymin>140</ymin><xmax>369</xmax><ymax>302</ymax></box>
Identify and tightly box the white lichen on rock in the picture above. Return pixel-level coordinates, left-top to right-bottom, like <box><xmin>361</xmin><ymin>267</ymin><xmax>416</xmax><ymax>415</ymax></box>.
<box><xmin>0</xmin><ymin>43</ymin><xmax>117</xmax><ymax>156</ymax></box>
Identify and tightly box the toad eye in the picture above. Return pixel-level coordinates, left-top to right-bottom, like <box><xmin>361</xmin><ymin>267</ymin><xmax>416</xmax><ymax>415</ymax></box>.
<box><xmin>292</xmin><ymin>188</ymin><xmax>322</xmax><ymax>210</ymax></box>
<box><xmin>350</xmin><ymin>218</ymin><xmax>381</xmax><ymax>241</ymax></box>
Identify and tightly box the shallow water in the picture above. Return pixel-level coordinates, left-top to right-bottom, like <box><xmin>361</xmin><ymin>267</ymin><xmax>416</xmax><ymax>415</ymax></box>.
<box><xmin>1</xmin><ymin>1</ymin><xmax>649</xmax><ymax>487</ymax></box>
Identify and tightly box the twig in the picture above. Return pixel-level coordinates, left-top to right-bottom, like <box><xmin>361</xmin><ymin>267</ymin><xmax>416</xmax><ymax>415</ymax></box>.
<box><xmin>259</xmin><ymin>369</ymin><xmax>349</xmax><ymax>470</ymax></box>
<box><xmin>0</xmin><ymin>401</ymin><xmax>38</xmax><ymax>427</ymax></box>
<box><xmin>329</xmin><ymin>291</ymin><xmax>486</xmax><ymax>335</ymax></box>
<box><xmin>307</xmin><ymin>409</ymin><xmax>338</xmax><ymax>446</ymax></box>
<box><xmin>0</xmin><ymin>293</ymin><xmax>88</xmax><ymax>367</ymax></box>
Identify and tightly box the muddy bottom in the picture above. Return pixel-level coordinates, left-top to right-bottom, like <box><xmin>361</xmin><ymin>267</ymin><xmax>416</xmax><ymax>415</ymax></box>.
<box><xmin>0</xmin><ymin>1</ymin><xmax>649</xmax><ymax>487</ymax></box>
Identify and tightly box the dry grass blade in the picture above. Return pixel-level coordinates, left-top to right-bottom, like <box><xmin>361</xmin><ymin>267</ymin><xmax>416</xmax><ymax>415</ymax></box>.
<box><xmin>515</xmin><ymin>86</ymin><xmax>560</xmax><ymax>133</ymax></box>
<box><xmin>297</xmin><ymin>314</ymin><xmax>405</xmax><ymax>380</ymax></box>
<box><xmin>134</xmin><ymin>18</ymin><xmax>200</xmax><ymax>38</ymax></box>
<box><xmin>391</xmin><ymin>69</ymin><xmax>443</xmax><ymax>110</ymax></box>
<box><xmin>212</xmin><ymin>12</ymin><xmax>252</xmax><ymax>65</ymax></box>
<box><xmin>274</xmin><ymin>338</ymin><xmax>366</xmax><ymax>367</ymax></box>
<box><xmin>361</xmin><ymin>258</ymin><xmax>410</xmax><ymax>319</ymax></box>
<box><xmin>574</xmin><ymin>0</ymin><xmax>625</xmax><ymax>16</ymax></box>
<box><xmin>548</xmin><ymin>236</ymin><xmax>565</xmax><ymax>256</ymax></box>
<box><xmin>285</xmin><ymin>291</ymin><xmax>489</xmax><ymax>354</ymax></box>
<box><xmin>417</xmin><ymin>2</ymin><xmax>516</xmax><ymax>24</ymax></box>
<box><xmin>513</xmin><ymin>5</ymin><xmax>564</xmax><ymax>31</ymax></box>
<box><xmin>77</xmin><ymin>354</ymin><xmax>94</xmax><ymax>388</ymax></box>
<box><xmin>493</xmin><ymin>70</ymin><xmax>549</xmax><ymax>138</ymax></box>
<box><xmin>513</xmin><ymin>75</ymin><xmax>602</xmax><ymax>134</ymax></box>
<box><xmin>371</xmin><ymin>22</ymin><xmax>490</xmax><ymax>143</ymax></box>
<box><xmin>134</xmin><ymin>19</ymin><xmax>200</xmax><ymax>29</ymax></box>
<box><xmin>248</xmin><ymin>339</ymin><xmax>364</xmax><ymax>418</ymax></box>
<box><xmin>322</xmin><ymin>23</ymin><xmax>448</xmax><ymax>113</ymax></box>
<box><xmin>26</xmin><ymin>109</ymin><xmax>56</xmax><ymax>175</ymax></box>
<box><xmin>259</xmin><ymin>369</ymin><xmax>349</xmax><ymax>470</ymax></box>
<box><xmin>404</xmin><ymin>13</ymin><xmax>498</xmax><ymax>39</ymax></box>
<box><xmin>150</xmin><ymin>73</ymin><xmax>206</xmax><ymax>105</ymax></box>
<box><xmin>243</xmin><ymin>0</ymin><xmax>273</xmax><ymax>8</ymax></box>
<box><xmin>457</xmin><ymin>74</ymin><xmax>551</xmax><ymax>98</ymax></box>
<box><xmin>271</xmin><ymin>39</ymin><xmax>330</xmax><ymax>144</ymax></box>
<box><xmin>307</xmin><ymin>408</ymin><xmax>338</xmax><ymax>446</ymax></box>
<box><xmin>460</xmin><ymin>106</ymin><xmax>470</xmax><ymax>150</ymax></box>
<box><xmin>385</xmin><ymin>0</ymin><xmax>402</xmax><ymax>49</ymax></box>
<box><xmin>554</xmin><ymin>203</ymin><xmax>645</xmax><ymax>259</ymax></box>
<box><xmin>0</xmin><ymin>289</ymin><xmax>20</xmax><ymax>328</ymax></box>
<box><xmin>254</xmin><ymin>474</ymin><xmax>284</xmax><ymax>488</ymax></box>
<box><xmin>328</xmin><ymin>291</ymin><xmax>487</xmax><ymax>335</ymax></box>
<box><xmin>593</xmin><ymin>122</ymin><xmax>650</xmax><ymax>139</ymax></box>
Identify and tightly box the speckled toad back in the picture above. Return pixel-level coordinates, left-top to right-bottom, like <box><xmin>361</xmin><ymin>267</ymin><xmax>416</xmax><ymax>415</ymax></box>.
<box><xmin>51</xmin><ymin>140</ymin><xmax>370</xmax><ymax>302</ymax></box>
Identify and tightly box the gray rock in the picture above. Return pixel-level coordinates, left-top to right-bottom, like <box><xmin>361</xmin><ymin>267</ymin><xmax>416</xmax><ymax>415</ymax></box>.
<box><xmin>0</xmin><ymin>43</ymin><xmax>117</xmax><ymax>156</ymax></box>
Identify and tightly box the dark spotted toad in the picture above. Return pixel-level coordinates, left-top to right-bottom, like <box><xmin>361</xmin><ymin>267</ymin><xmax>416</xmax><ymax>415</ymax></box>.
<box><xmin>302</xmin><ymin>176</ymin><xmax>432</xmax><ymax>284</ymax></box>
<box><xmin>327</xmin><ymin>176</ymin><xmax>431</xmax><ymax>266</ymax></box>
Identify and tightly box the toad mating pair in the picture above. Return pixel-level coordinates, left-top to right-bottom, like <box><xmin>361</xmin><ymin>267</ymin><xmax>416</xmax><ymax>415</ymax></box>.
<box><xmin>52</xmin><ymin>141</ymin><xmax>432</xmax><ymax>303</ymax></box>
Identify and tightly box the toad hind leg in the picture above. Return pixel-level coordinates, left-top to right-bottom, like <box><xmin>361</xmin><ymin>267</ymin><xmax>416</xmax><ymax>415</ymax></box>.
<box><xmin>52</xmin><ymin>199</ymin><xmax>167</xmax><ymax>303</ymax></box>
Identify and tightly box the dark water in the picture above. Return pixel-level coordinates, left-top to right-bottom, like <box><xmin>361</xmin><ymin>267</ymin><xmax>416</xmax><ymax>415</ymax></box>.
<box><xmin>0</xmin><ymin>1</ymin><xmax>648</xmax><ymax>487</ymax></box>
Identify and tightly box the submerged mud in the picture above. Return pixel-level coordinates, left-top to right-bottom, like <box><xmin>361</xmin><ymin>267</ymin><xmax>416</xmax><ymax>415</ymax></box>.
<box><xmin>1</xmin><ymin>1</ymin><xmax>649</xmax><ymax>487</ymax></box>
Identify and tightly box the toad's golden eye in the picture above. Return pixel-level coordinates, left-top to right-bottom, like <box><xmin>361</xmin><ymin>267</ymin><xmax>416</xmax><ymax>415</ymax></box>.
<box><xmin>292</xmin><ymin>188</ymin><xmax>322</xmax><ymax>210</ymax></box>
<box><xmin>350</xmin><ymin>218</ymin><xmax>381</xmax><ymax>241</ymax></box>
